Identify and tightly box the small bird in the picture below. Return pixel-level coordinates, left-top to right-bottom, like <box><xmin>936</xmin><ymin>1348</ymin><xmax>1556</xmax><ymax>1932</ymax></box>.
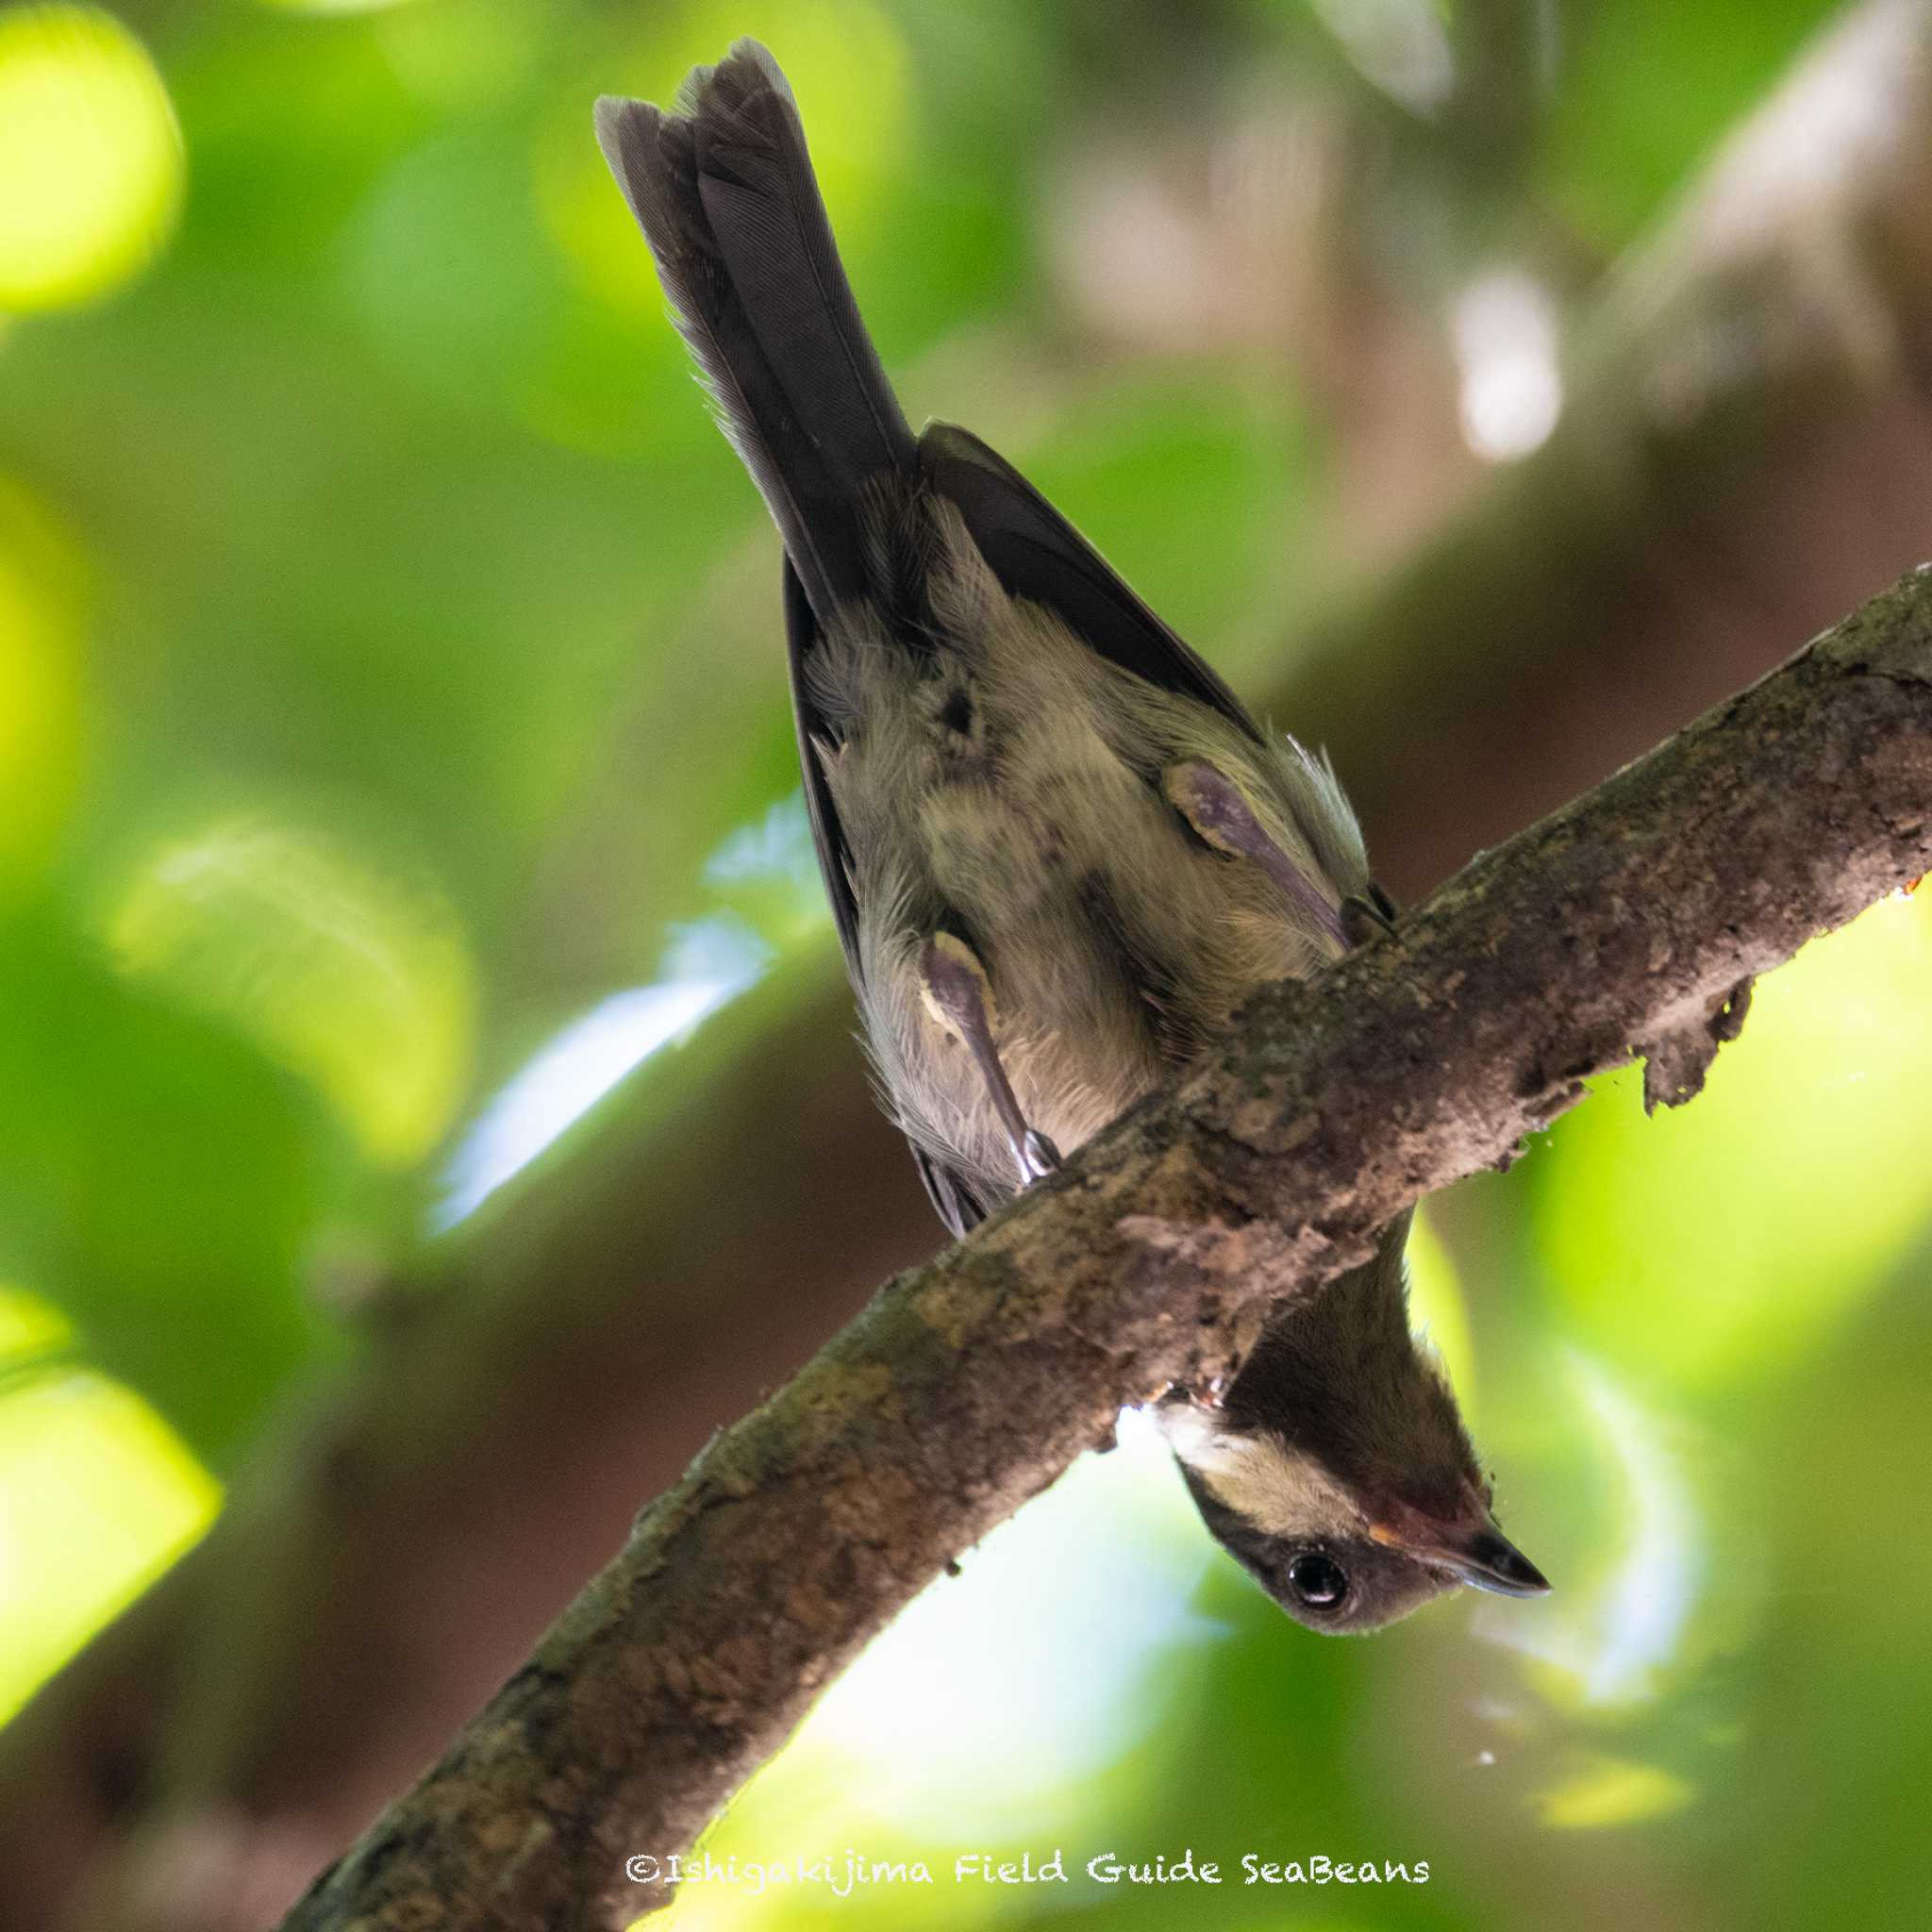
<box><xmin>595</xmin><ymin>41</ymin><xmax>1547</xmax><ymax>1632</ymax></box>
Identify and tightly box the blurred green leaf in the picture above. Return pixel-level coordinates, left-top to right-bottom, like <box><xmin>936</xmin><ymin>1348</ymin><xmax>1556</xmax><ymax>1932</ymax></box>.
<box><xmin>1540</xmin><ymin>0</ymin><xmax>1845</xmax><ymax>246</ymax></box>
<box><xmin>105</xmin><ymin>812</ymin><xmax>476</xmax><ymax>1167</ymax></box>
<box><xmin>1408</xmin><ymin>1205</ymin><xmax>1477</xmax><ymax>1420</ymax></box>
<box><xmin>1536</xmin><ymin>1753</ymin><xmax>1694</xmax><ymax>1829</ymax></box>
<box><xmin>0</xmin><ymin>4</ymin><xmax>183</xmax><ymax>311</ymax></box>
<box><xmin>0</xmin><ymin>903</ymin><xmax>338</xmax><ymax>1457</ymax></box>
<box><xmin>0</xmin><ymin>1357</ymin><xmax>219</xmax><ymax>1724</ymax></box>
<box><xmin>1532</xmin><ymin>892</ymin><xmax>1932</xmax><ymax>1391</ymax></box>
<box><xmin>0</xmin><ymin>475</ymin><xmax>85</xmax><ymax>900</ymax></box>
<box><xmin>1018</xmin><ymin>372</ymin><xmax>1318</xmax><ymax>675</ymax></box>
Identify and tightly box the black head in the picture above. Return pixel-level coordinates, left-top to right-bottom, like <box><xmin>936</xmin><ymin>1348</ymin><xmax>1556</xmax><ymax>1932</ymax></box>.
<box><xmin>1167</xmin><ymin>1447</ymin><xmax>1548</xmax><ymax>1633</ymax></box>
<box><xmin>1158</xmin><ymin>1215</ymin><xmax>1549</xmax><ymax>1634</ymax></box>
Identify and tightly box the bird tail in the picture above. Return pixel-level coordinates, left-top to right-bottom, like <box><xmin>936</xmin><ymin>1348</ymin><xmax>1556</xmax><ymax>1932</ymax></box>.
<box><xmin>595</xmin><ymin>42</ymin><xmax>915</xmax><ymax>621</ymax></box>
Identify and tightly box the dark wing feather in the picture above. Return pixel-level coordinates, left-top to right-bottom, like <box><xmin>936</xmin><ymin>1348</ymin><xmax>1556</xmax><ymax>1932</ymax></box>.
<box><xmin>913</xmin><ymin>1146</ymin><xmax>990</xmax><ymax>1241</ymax></box>
<box><xmin>781</xmin><ymin>558</ymin><xmax>861</xmax><ymax>974</ymax></box>
<box><xmin>595</xmin><ymin>42</ymin><xmax>914</xmax><ymax>622</ymax></box>
<box><xmin>789</xmin><ymin>556</ymin><xmax>985</xmax><ymax>1235</ymax></box>
<box><xmin>918</xmin><ymin>421</ymin><xmax>1265</xmax><ymax>742</ymax></box>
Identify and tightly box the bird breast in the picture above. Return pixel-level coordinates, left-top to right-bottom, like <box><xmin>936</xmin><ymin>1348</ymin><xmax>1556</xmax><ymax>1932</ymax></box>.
<box><xmin>808</xmin><ymin>505</ymin><xmax>1357</xmax><ymax>1207</ymax></box>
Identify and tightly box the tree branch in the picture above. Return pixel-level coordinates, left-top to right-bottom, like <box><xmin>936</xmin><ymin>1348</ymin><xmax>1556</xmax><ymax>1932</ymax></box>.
<box><xmin>279</xmin><ymin>573</ymin><xmax>1932</xmax><ymax>1930</ymax></box>
<box><xmin>17</xmin><ymin>10</ymin><xmax>1932</xmax><ymax>1923</ymax></box>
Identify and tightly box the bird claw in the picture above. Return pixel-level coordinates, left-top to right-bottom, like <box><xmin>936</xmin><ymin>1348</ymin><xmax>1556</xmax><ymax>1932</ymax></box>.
<box><xmin>1018</xmin><ymin>1129</ymin><xmax>1061</xmax><ymax>1181</ymax></box>
<box><xmin>1341</xmin><ymin>891</ymin><xmax>1397</xmax><ymax>947</ymax></box>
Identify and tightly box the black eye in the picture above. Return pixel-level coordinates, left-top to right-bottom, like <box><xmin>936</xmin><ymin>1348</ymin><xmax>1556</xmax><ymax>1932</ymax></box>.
<box><xmin>1286</xmin><ymin>1552</ymin><xmax>1348</xmax><ymax>1608</ymax></box>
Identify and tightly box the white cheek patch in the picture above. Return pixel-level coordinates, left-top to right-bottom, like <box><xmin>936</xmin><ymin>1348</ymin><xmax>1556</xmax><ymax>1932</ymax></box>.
<box><xmin>1156</xmin><ymin>1407</ymin><xmax>1362</xmax><ymax>1542</ymax></box>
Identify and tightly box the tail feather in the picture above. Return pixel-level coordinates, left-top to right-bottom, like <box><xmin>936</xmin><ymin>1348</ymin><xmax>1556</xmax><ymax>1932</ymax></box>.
<box><xmin>595</xmin><ymin>42</ymin><xmax>914</xmax><ymax>620</ymax></box>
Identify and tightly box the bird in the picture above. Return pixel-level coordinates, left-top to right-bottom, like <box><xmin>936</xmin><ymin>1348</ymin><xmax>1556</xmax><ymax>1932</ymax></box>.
<box><xmin>594</xmin><ymin>39</ymin><xmax>1548</xmax><ymax>1633</ymax></box>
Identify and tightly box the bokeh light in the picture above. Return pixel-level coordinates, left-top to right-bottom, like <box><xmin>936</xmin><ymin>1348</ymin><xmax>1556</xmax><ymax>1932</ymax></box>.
<box><xmin>440</xmin><ymin>796</ymin><xmax>827</xmax><ymax>1223</ymax></box>
<box><xmin>1407</xmin><ymin>1206</ymin><xmax>1477</xmax><ymax>1415</ymax></box>
<box><xmin>106</xmin><ymin>818</ymin><xmax>476</xmax><ymax>1167</ymax></box>
<box><xmin>1313</xmin><ymin>0</ymin><xmax>1457</xmax><ymax>115</ymax></box>
<box><xmin>649</xmin><ymin>1416</ymin><xmax>1219</xmax><ymax>1932</ymax></box>
<box><xmin>438</xmin><ymin>937</ymin><xmax>762</xmax><ymax>1225</ymax></box>
<box><xmin>0</xmin><ymin>1291</ymin><xmax>220</xmax><ymax>1724</ymax></box>
<box><xmin>0</xmin><ymin>6</ymin><xmax>183</xmax><ymax>310</ymax></box>
<box><xmin>1536</xmin><ymin>1753</ymin><xmax>1696</xmax><ymax>1830</ymax></box>
<box><xmin>1477</xmin><ymin>1352</ymin><xmax>1707</xmax><ymax>1709</ymax></box>
<box><xmin>1454</xmin><ymin>268</ymin><xmax>1564</xmax><ymax>461</ymax></box>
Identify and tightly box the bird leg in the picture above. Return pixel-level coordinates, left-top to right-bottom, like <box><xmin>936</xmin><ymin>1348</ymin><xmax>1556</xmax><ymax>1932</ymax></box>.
<box><xmin>919</xmin><ymin>933</ymin><xmax>1062</xmax><ymax>1185</ymax></box>
<box><xmin>1164</xmin><ymin>761</ymin><xmax>1348</xmax><ymax>949</ymax></box>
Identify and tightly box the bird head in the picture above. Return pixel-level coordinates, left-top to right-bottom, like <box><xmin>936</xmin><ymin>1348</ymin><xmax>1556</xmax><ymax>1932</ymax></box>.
<box><xmin>1158</xmin><ymin>1215</ymin><xmax>1548</xmax><ymax>1633</ymax></box>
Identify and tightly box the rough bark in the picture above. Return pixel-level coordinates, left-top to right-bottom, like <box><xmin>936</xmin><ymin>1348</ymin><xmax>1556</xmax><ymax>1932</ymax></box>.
<box><xmin>278</xmin><ymin>571</ymin><xmax>1932</xmax><ymax>1930</ymax></box>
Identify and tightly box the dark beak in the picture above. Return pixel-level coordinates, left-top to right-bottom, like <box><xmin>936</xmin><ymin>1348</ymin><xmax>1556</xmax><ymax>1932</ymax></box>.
<box><xmin>1436</xmin><ymin>1526</ymin><xmax>1551</xmax><ymax>1598</ymax></box>
<box><xmin>1367</xmin><ymin>1492</ymin><xmax>1552</xmax><ymax>1598</ymax></box>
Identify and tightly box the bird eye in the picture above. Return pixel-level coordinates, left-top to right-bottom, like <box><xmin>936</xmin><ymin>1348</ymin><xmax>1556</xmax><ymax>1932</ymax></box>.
<box><xmin>1286</xmin><ymin>1551</ymin><xmax>1348</xmax><ymax>1609</ymax></box>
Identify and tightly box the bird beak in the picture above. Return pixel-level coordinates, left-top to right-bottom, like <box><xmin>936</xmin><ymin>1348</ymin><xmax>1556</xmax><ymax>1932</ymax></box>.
<box><xmin>1431</xmin><ymin>1525</ymin><xmax>1551</xmax><ymax>1597</ymax></box>
<box><xmin>1367</xmin><ymin>1498</ymin><xmax>1551</xmax><ymax>1597</ymax></box>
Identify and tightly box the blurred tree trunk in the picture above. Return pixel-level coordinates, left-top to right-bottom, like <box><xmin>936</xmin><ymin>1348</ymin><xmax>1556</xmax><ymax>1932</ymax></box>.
<box><xmin>1286</xmin><ymin>0</ymin><xmax>1932</xmax><ymax>894</ymax></box>
<box><xmin>0</xmin><ymin>967</ymin><xmax>935</xmax><ymax>1932</ymax></box>
<box><xmin>8</xmin><ymin>1</ymin><xmax>1932</xmax><ymax>1926</ymax></box>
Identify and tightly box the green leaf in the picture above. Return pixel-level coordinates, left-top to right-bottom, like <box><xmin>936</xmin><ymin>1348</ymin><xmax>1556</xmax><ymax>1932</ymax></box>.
<box><xmin>1533</xmin><ymin>891</ymin><xmax>1932</xmax><ymax>1390</ymax></box>
<box><xmin>0</xmin><ymin>905</ymin><xmax>338</xmax><ymax>1457</ymax></box>
<box><xmin>1539</xmin><ymin>0</ymin><xmax>1846</xmax><ymax>247</ymax></box>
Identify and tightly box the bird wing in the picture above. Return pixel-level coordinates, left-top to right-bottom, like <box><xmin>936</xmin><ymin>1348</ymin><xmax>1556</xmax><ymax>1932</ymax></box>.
<box><xmin>781</xmin><ymin>558</ymin><xmax>864</xmax><ymax>976</ymax></box>
<box><xmin>913</xmin><ymin>1145</ymin><xmax>991</xmax><ymax>1241</ymax></box>
<box><xmin>918</xmin><ymin>420</ymin><xmax>1266</xmax><ymax>742</ymax></box>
